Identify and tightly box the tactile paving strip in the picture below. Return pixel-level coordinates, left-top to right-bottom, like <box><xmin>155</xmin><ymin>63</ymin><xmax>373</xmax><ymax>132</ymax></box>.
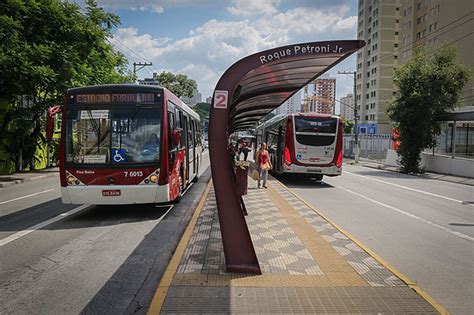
<box><xmin>161</xmin><ymin>286</ymin><xmax>437</xmax><ymax>314</ymax></box>
<box><xmin>269</xmin><ymin>179</ymin><xmax>405</xmax><ymax>287</ymax></box>
<box><xmin>161</xmin><ymin>179</ymin><xmax>437</xmax><ymax>314</ymax></box>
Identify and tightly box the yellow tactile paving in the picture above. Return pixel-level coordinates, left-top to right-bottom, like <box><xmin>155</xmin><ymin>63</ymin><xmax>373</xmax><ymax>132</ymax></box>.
<box><xmin>263</xmin><ymin>184</ymin><xmax>369</xmax><ymax>287</ymax></box>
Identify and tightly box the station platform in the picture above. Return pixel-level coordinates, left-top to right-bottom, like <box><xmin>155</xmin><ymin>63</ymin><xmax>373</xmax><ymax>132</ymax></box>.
<box><xmin>149</xmin><ymin>176</ymin><xmax>440</xmax><ymax>314</ymax></box>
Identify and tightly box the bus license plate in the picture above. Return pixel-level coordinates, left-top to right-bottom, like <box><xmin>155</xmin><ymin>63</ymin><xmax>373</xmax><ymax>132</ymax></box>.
<box><xmin>102</xmin><ymin>189</ymin><xmax>121</xmax><ymax>196</ymax></box>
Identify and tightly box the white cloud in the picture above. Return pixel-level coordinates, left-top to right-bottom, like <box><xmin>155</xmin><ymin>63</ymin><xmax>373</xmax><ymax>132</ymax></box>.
<box><xmin>97</xmin><ymin>0</ymin><xmax>164</xmax><ymax>13</ymax></box>
<box><xmin>227</xmin><ymin>0</ymin><xmax>280</xmax><ymax>16</ymax></box>
<box><xmin>112</xmin><ymin>3</ymin><xmax>358</xmax><ymax>99</ymax></box>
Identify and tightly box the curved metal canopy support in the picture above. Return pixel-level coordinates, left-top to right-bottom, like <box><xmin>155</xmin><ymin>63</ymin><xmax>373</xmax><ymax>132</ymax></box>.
<box><xmin>209</xmin><ymin>40</ymin><xmax>364</xmax><ymax>274</ymax></box>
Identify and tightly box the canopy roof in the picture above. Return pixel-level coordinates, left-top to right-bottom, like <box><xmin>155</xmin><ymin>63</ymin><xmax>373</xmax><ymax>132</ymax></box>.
<box><xmin>224</xmin><ymin>40</ymin><xmax>365</xmax><ymax>132</ymax></box>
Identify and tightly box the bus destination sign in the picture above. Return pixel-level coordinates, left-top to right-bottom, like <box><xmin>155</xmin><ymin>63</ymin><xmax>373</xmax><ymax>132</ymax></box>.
<box><xmin>74</xmin><ymin>93</ymin><xmax>156</xmax><ymax>104</ymax></box>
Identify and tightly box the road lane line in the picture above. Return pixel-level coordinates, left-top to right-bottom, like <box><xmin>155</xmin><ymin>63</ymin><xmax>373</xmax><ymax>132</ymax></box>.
<box><xmin>275</xmin><ymin>179</ymin><xmax>449</xmax><ymax>314</ymax></box>
<box><xmin>345</xmin><ymin>171</ymin><xmax>472</xmax><ymax>206</ymax></box>
<box><xmin>0</xmin><ymin>204</ymin><xmax>91</xmax><ymax>247</ymax></box>
<box><xmin>0</xmin><ymin>189</ymin><xmax>56</xmax><ymax>205</ymax></box>
<box><xmin>148</xmin><ymin>180</ymin><xmax>212</xmax><ymax>314</ymax></box>
<box><xmin>336</xmin><ymin>185</ymin><xmax>474</xmax><ymax>242</ymax></box>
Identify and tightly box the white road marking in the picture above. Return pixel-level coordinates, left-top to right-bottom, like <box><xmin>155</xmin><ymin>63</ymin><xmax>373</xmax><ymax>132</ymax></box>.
<box><xmin>345</xmin><ymin>171</ymin><xmax>473</xmax><ymax>206</ymax></box>
<box><xmin>336</xmin><ymin>185</ymin><xmax>474</xmax><ymax>242</ymax></box>
<box><xmin>0</xmin><ymin>204</ymin><xmax>91</xmax><ymax>247</ymax></box>
<box><xmin>0</xmin><ymin>189</ymin><xmax>56</xmax><ymax>205</ymax></box>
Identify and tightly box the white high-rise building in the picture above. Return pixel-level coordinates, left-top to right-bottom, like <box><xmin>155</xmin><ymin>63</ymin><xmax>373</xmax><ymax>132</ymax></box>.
<box><xmin>275</xmin><ymin>90</ymin><xmax>302</xmax><ymax>115</ymax></box>
<box><xmin>340</xmin><ymin>94</ymin><xmax>355</xmax><ymax>121</ymax></box>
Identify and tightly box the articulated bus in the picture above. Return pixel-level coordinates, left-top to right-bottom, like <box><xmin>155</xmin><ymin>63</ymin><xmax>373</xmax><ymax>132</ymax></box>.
<box><xmin>255</xmin><ymin>113</ymin><xmax>343</xmax><ymax>180</ymax></box>
<box><xmin>46</xmin><ymin>84</ymin><xmax>202</xmax><ymax>204</ymax></box>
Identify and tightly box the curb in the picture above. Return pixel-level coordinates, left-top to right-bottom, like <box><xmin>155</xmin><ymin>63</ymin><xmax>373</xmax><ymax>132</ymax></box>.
<box><xmin>350</xmin><ymin>160</ymin><xmax>474</xmax><ymax>187</ymax></box>
<box><xmin>0</xmin><ymin>173</ymin><xmax>59</xmax><ymax>188</ymax></box>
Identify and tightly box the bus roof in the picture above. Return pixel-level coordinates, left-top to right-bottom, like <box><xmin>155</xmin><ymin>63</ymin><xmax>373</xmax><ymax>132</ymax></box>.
<box><xmin>67</xmin><ymin>84</ymin><xmax>164</xmax><ymax>94</ymax></box>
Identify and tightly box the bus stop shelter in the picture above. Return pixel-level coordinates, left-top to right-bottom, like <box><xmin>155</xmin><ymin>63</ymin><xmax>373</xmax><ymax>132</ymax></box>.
<box><xmin>208</xmin><ymin>40</ymin><xmax>365</xmax><ymax>274</ymax></box>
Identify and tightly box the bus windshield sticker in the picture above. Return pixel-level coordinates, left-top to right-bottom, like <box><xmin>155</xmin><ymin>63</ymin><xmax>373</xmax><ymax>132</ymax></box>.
<box><xmin>80</xmin><ymin>110</ymin><xmax>110</xmax><ymax>120</ymax></box>
<box><xmin>83</xmin><ymin>155</ymin><xmax>107</xmax><ymax>163</ymax></box>
<box><xmin>112</xmin><ymin>149</ymin><xmax>127</xmax><ymax>163</ymax></box>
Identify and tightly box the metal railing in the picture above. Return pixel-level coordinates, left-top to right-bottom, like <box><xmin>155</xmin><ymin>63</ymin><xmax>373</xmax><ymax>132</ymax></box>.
<box><xmin>344</xmin><ymin>134</ymin><xmax>391</xmax><ymax>161</ymax></box>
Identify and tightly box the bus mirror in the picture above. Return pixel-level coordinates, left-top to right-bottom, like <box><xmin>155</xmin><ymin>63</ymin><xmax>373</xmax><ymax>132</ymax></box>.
<box><xmin>46</xmin><ymin>105</ymin><xmax>63</xmax><ymax>141</ymax></box>
<box><xmin>171</xmin><ymin>128</ymin><xmax>181</xmax><ymax>147</ymax></box>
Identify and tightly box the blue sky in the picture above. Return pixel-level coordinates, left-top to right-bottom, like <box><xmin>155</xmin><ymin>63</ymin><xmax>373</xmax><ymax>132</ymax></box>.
<box><xmin>97</xmin><ymin>0</ymin><xmax>358</xmax><ymax>109</ymax></box>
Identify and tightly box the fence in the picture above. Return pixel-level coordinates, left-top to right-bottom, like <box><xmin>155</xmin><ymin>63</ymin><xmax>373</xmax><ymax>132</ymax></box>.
<box><xmin>343</xmin><ymin>134</ymin><xmax>392</xmax><ymax>161</ymax></box>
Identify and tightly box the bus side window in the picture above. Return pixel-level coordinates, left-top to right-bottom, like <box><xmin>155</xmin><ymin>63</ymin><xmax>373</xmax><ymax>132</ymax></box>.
<box><xmin>168</xmin><ymin>112</ymin><xmax>175</xmax><ymax>149</ymax></box>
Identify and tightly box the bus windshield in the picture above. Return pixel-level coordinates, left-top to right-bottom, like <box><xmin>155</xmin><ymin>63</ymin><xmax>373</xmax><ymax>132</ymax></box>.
<box><xmin>294</xmin><ymin>116</ymin><xmax>337</xmax><ymax>146</ymax></box>
<box><xmin>66</xmin><ymin>106</ymin><xmax>162</xmax><ymax>165</ymax></box>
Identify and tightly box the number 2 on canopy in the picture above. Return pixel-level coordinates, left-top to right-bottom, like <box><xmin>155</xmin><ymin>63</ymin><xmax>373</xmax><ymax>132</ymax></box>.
<box><xmin>214</xmin><ymin>90</ymin><xmax>228</xmax><ymax>109</ymax></box>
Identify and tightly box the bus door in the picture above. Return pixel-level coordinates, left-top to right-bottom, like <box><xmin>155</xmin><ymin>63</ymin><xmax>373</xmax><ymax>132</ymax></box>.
<box><xmin>276</xmin><ymin>125</ymin><xmax>284</xmax><ymax>173</ymax></box>
<box><xmin>183</xmin><ymin>115</ymin><xmax>190</xmax><ymax>181</ymax></box>
<box><xmin>188</xmin><ymin>118</ymin><xmax>195</xmax><ymax>178</ymax></box>
<box><xmin>191</xmin><ymin>120</ymin><xmax>197</xmax><ymax>175</ymax></box>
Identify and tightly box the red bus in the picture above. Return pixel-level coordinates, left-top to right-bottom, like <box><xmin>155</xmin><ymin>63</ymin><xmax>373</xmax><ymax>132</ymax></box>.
<box><xmin>255</xmin><ymin>113</ymin><xmax>343</xmax><ymax>180</ymax></box>
<box><xmin>46</xmin><ymin>84</ymin><xmax>202</xmax><ymax>204</ymax></box>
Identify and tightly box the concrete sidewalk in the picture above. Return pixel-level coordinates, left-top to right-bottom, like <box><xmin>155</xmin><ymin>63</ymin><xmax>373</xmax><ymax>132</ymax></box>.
<box><xmin>351</xmin><ymin>158</ymin><xmax>474</xmax><ymax>186</ymax></box>
<box><xmin>0</xmin><ymin>167</ymin><xmax>59</xmax><ymax>188</ymax></box>
<box><xmin>149</xmin><ymin>177</ymin><xmax>443</xmax><ymax>314</ymax></box>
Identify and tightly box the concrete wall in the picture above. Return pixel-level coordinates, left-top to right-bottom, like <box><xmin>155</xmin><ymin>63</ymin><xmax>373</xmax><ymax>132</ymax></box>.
<box><xmin>385</xmin><ymin>149</ymin><xmax>474</xmax><ymax>178</ymax></box>
<box><xmin>421</xmin><ymin>153</ymin><xmax>474</xmax><ymax>178</ymax></box>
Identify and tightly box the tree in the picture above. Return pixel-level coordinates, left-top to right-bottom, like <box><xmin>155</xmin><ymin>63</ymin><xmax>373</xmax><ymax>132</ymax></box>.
<box><xmin>387</xmin><ymin>46</ymin><xmax>471</xmax><ymax>173</ymax></box>
<box><xmin>0</xmin><ymin>0</ymin><xmax>133</xmax><ymax>171</ymax></box>
<box><xmin>155</xmin><ymin>72</ymin><xmax>197</xmax><ymax>98</ymax></box>
<box><xmin>193</xmin><ymin>102</ymin><xmax>211</xmax><ymax>121</ymax></box>
<box><xmin>342</xmin><ymin>118</ymin><xmax>354</xmax><ymax>133</ymax></box>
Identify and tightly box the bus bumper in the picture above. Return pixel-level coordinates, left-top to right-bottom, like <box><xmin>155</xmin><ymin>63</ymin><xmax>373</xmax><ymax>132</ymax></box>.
<box><xmin>61</xmin><ymin>184</ymin><xmax>170</xmax><ymax>205</ymax></box>
<box><xmin>283</xmin><ymin>164</ymin><xmax>342</xmax><ymax>176</ymax></box>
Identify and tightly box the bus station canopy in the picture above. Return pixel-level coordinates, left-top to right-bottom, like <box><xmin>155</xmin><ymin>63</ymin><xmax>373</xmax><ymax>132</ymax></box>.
<box><xmin>208</xmin><ymin>40</ymin><xmax>365</xmax><ymax>274</ymax></box>
<box><xmin>226</xmin><ymin>40</ymin><xmax>365</xmax><ymax>132</ymax></box>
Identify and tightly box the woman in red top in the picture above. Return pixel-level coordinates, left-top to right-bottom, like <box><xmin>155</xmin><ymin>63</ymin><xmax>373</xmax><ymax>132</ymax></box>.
<box><xmin>256</xmin><ymin>143</ymin><xmax>272</xmax><ymax>188</ymax></box>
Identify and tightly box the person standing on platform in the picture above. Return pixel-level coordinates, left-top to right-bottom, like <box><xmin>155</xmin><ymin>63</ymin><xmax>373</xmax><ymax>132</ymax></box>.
<box><xmin>256</xmin><ymin>142</ymin><xmax>271</xmax><ymax>188</ymax></box>
<box><xmin>242</xmin><ymin>142</ymin><xmax>249</xmax><ymax>161</ymax></box>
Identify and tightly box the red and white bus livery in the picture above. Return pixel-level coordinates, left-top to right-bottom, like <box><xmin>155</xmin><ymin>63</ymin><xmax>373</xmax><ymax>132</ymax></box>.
<box><xmin>255</xmin><ymin>113</ymin><xmax>343</xmax><ymax>180</ymax></box>
<box><xmin>47</xmin><ymin>84</ymin><xmax>202</xmax><ymax>204</ymax></box>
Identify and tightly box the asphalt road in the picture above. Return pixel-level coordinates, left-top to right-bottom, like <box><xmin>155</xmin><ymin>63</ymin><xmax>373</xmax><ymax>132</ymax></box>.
<box><xmin>281</xmin><ymin>163</ymin><xmax>474</xmax><ymax>315</ymax></box>
<box><xmin>0</xmin><ymin>151</ymin><xmax>210</xmax><ymax>315</ymax></box>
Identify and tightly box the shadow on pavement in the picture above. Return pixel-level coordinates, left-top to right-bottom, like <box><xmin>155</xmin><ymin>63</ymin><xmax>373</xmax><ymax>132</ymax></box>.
<box><xmin>274</xmin><ymin>175</ymin><xmax>335</xmax><ymax>189</ymax></box>
<box><xmin>80</xmin><ymin>167</ymin><xmax>212</xmax><ymax>315</ymax></box>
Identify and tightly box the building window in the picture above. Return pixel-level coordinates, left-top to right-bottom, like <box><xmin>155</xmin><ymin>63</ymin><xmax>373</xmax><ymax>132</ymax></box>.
<box><xmin>366</xmin><ymin>83</ymin><xmax>370</xmax><ymax>88</ymax></box>
<box><xmin>434</xmin><ymin>21</ymin><xmax>438</xmax><ymax>30</ymax></box>
<box><xmin>395</xmin><ymin>31</ymin><xmax>399</xmax><ymax>35</ymax></box>
<box><xmin>416</xmin><ymin>32</ymin><xmax>421</xmax><ymax>39</ymax></box>
<box><xmin>417</xmin><ymin>17</ymin><xmax>422</xmax><ymax>24</ymax></box>
<box><xmin>435</xmin><ymin>4</ymin><xmax>440</xmax><ymax>13</ymax></box>
<box><xmin>394</xmin><ymin>43</ymin><xmax>398</xmax><ymax>48</ymax></box>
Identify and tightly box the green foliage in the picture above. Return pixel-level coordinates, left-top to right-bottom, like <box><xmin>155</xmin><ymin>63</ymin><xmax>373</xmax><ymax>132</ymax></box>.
<box><xmin>0</xmin><ymin>0</ymin><xmax>133</xmax><ymax>171</ymax></box>
<box><xmin>342</xmin><ymin>118</ymin><xmax>354</xmax><ymax>133</ymax></box>
<box><xmin>155</xmin><ymin>72</ymin><xmax>197</xmax><ymax>98</ymax></box>
<box><xmin>193</xmin><ymin>102</ymin><xmax>211</xmax><ymax>121</ymax></box>
<box><xmin>387</xmin><ymin>46</ymin><xmax>471</xmax><ymax>173</ymax></box>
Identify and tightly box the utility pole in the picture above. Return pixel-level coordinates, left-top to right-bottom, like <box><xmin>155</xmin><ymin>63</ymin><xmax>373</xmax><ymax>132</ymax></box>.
<box><xmin>338</xmin><ymin>71</ymin><xmax>359</xmax><ymax>163</ymax></box>
<box><xmin>133</xmin><ymin>62</ymin><xmax>153</xmax><ymax>76</ymax></box>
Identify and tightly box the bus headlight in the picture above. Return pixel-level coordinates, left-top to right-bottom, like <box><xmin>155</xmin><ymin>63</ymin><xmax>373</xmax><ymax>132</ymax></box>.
<box><xmin>67</xmin><ymin>175</ymin><xmax>76</xmax><ymax>185</ymax></box>
<box><xmin>149</xmin><ymin>174</ymin><xmax>158</xmax><ymax>183</ymax></box>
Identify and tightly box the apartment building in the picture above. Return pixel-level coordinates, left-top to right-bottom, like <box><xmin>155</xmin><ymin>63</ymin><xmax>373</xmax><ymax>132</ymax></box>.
<box><xmin>340</xmin><ymin>93</ymin><xmax>355</xmax><ymax>121</ymax></box>
<box><xmin>303</xmin><ymin>75</ymin><xmax>336</xmax><ymax>114</ymax></box>
<box><xmin>399</xmin><ymin>0</ymin><xmax>473</xmax><ymax>107</ymax></box>
<box><xmin>275</xmin><ymin>90</ymin><xmax>302</xmax><ymax>115</ymax></box>
<box><xmin>356</xmin><ymin>0</ymin><xmax>401</xmax><ymax>134</ymax></box>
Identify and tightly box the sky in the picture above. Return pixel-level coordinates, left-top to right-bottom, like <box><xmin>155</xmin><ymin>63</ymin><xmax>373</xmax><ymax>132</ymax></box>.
<box><xmin>95</xmin><ymin>0</ymin><xmax>358</xmax><ymax>112</ymax></box>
